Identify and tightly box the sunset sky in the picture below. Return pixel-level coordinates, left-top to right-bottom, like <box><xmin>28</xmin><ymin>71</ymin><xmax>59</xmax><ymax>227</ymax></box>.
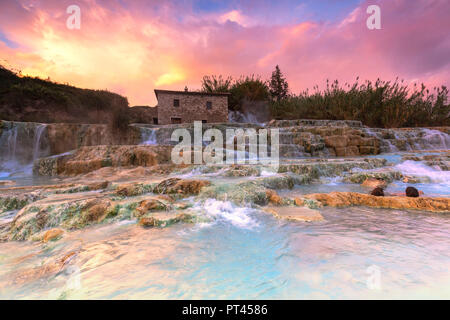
<box><xmin>0</xmin><ymin>0</ymin><xmax>449</xmax><ymax>106</ymax></box>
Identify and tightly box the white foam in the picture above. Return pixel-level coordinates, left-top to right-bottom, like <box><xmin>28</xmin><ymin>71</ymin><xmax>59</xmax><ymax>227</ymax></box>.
<box><xmin>394</xmin><ymin>160</ymin><xmax>450</xmax><ymax>184</ymax></box>
<box><xmin>199</xmin><ymin>199</ymin><xmax>259</xmax><ymax>229</ymax></box>
<box><xmin>260</xmin><ymin>168</ymin><xmax>278</xmax><ymax>177</ymax></box>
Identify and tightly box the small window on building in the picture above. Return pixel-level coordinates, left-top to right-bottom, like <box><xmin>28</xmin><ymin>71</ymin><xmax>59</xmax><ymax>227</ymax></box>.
<box><xmin>171</xmin><ymin>117</ymin><xmax>182</xmax><ymax>124</ymax></box>
<box><xmin>153</xmin><ymin>117</ymin><xmax>158</xmax><ymax>124</ymax></box>
<box><xmin>173</xmin><ymin>99</ymin><xmax>180</xmax><ymax>107</ymax></box>
<box><xmin>206</xmin><ymin>101</ymin><xmax>212</xmax><ymax>110</ymax></box>
<box><xmin>202</xmin><ymin>120</ymin><xmax>207</xmax><ymax>123</ymax></box>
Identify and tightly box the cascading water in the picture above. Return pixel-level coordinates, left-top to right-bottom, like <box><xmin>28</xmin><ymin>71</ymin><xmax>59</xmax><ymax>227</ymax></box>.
<box><xmin>421</xmin><ymin>129</ymin><xmax>450</xmax><ymax>149</ymax></box>
<box><xmin>395</xmin><ymin>160</ymin><xmax>450</xmax><ymax>184</ymax></box>
<box><xmin>139</xmin><ymin>127</ymin><xmax>158</xmax><ymax>145</ymax></box>
<box><xmin>364</xmin><ymin>127</ymin><xmax>450</xmax><ymax>153</ymax></box>
<box><xmin>0</xmin><ymin>121</ymin><xmax>49</xmax><ymax>178</ymax></box>
<box><xmin>228</xmin><ymin>110</ymin><xmax>263</xmax><ymax>124</ymax></box>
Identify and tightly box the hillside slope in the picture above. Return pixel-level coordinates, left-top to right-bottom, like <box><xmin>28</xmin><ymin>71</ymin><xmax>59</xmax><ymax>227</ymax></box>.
<box><xmin>0</xmin><ymin>65</ymin><xmax>129</xmax><ymax>123</ymax></box>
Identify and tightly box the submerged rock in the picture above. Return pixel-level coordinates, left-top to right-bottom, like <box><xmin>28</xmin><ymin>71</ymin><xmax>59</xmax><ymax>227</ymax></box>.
<box><xmin>362</xmin><ymin>178</ymin><xmax>388</xmax><ymax>189</ymax></box>
<box><xmin>264</xmin><ymin>206</ymin><xmax>324</xmax><ymax>222</ymax></box>
<box><xmin>303</xmin><ymin>192</ymin><xmax>450</xmax><ymax>213</ymax></box>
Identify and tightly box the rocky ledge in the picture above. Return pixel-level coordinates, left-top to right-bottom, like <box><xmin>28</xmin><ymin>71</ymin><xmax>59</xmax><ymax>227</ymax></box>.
<box><xmin>300</xmin><ymin>192</ymin><xmax>450</xmax><ymax>213</ymax></box>
<box><xmin>33</xmin><ymin>145</ymin><xmax>173</xmax><ymax>176</ymax></box>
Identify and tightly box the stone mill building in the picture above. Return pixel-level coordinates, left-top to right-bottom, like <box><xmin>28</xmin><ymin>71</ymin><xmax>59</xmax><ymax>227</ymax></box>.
<box><xmin>153</xmin><ymin>89</ymin><xmax>229</xmax><ymax>125</ymax></box>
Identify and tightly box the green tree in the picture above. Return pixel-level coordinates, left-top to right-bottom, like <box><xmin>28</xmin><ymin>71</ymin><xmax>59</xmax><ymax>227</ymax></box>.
<box><xmin>229</xmin><ymin>75</ymin><xmax>270</xmax><ymax>111</ymax></box>
<box><xmin>201</xmin><ymin>75</ymin><xmax>232</xmax><ymax>93</ymax></box>
<box><xmin>269</xmin><ymin>65</ymin><xmax>289</xmax><ymax>102</ymax></box>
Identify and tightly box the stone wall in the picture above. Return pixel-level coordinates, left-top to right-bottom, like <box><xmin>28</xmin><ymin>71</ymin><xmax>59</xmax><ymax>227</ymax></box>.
<box><xmin>128</xmin><ymin>106</ymin><xmax>158</xmax><ymax>124</ymax></box>
<box><xmin>156</xmin><ymin>91</ymin><xmax>228</xmax><ymax>125</ymax></box>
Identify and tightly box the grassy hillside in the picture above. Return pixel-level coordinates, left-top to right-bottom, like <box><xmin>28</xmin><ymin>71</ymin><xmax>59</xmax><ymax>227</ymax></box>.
<box><xmin>0</xmin><ymin>65</ymin><xmax>129</xmax><ymax>124</ymax></box>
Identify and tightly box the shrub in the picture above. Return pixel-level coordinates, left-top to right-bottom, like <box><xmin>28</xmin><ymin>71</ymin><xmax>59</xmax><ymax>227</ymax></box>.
<box><xmin>270</xmin><ymin>78</ymin><xmax>449</xmax><ymax>128</ymax></box>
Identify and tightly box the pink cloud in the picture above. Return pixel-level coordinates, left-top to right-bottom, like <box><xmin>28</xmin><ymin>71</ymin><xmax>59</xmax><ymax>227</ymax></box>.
<box><xmin>0</xmin><ymin>0</ymin><xmax>448</xmax><ymax>106</ymax></box>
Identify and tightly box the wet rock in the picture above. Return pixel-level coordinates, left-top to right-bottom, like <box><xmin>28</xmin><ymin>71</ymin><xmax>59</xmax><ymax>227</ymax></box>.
<box><xmin>266</xmin><ymin>190</ymin><xmax>282</xmax><ymax>205</ymax></box>
<box><xmin>223</xmin><ymin>165</ymin><xmax>260</xmax><ymax>177</ymax></box>
<box><xmin>135</xmin><ymin>199</ymin><xmax>167</xmax><ymax>217</ymax></box>
<box><xmin>115</xmin><ymin>183</ymin><xmax>153</xmax><ymax>197</ymax></box>
<box><xmin>153</xmin><ymin>178</ymin><xmax>181</xmax><ymax>193</ymax></box>
<box><xmin>154</xmin><ymin>178</ymin><xmax>211</xmax><ymax>195</ymax></box>
<box><xmin>370</xmin><ymin>187</ymin><xmax>385</xmax><ymax>197</ymax></box>
<box><xmin>43</xmin><ymin>228</ymin><xmax>64</xmax><ymax>242</ymax></box>
<box><xmin>402</xmin><ymin>176</ymin><xmax>428</xmax><ymax>184</ymax></box>
<box><xmin>406</xmin><ymin>187</ymin><xmax>420</xmax><ymax>198</ymax></box>
<box><xmin>35</xmin><ymin>209</ymin><xmax>49</xmax><ymax>229</ymax></box>
<box><xmin>200</xmin><ymin>181</ymin><xmax>269</xmax><ymax>206</ymax></box>
<box><xmin>156</xmin><ymin>194</ymin><xmax>175</xmax><ymax>202</ymax></box>
<box><xmin>87</xmin><ymin>181</ymin><xmax>109</xmax><ymax>190</ymax></box>
<box><xmin>335</xmin><ymin>146</ymin><xmax>360</xmax><ymax>157</ymax></box>
<box><xmin>82</xmin><ymin>199</ymin><xmax>112</xmax><ymax>223</ymax></box>
<box><xmin>324</xmin><ymin>135</ymin><xmax>347</xmax><ymax>148</ymax></box>
<box><xmin>138</xmin><ymin>212</ymin><xmax>195</xmax><ymax>228</ymax></box>
<box><xmin>293</xmin><ymin>197</ymin><xmax>323</xmax><ymax>209</ymax></box>
<box><xmin>0</xmin><ymin>193</ymin><xmax>42</xmax><ymax>213</ymax></box>
<box><xmin>257</xmin><ymin>175</ymin><xmax>295</xmax><ymax>190</ymax></box>
<box><xmin>264</xmin><ymin>206</ymin><xmax>324</xmax><ymax>222</ymax></box>
<box><xmin>362</xmin><ymin>178</ymin><xmax>387</xmax><ymax>189</ymax></box>
<box><xmin>34</xmin><ymin>145</ymin><xmax>173</xmax><ymax>176</ymax></box>
<box><xmin>344</xmin><ymin>171</ymin><xmax>401</xmax><ymax>184</ymax></box>
<box><xmin>304</xmin><ymin>192</ymin><xmax>450</xmax><ymax>213</ymax></box>
<box><xmin>279</xmin><ymin>158</ymin><xmax>386</xmax><ymax>179</ymax></box>
<box><xmin>138</xmin><ymin>216</ymin><xmax>158</xmax><ymax>227</ymax></box>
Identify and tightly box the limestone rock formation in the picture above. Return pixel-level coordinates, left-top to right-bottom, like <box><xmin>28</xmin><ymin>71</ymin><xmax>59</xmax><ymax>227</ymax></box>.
<box><xmin>154</xmin><ymin>178</ymin><xmax>211</xmax><ymax>195</ymax></box>
<box><xmin>34</xmin><ymin>145</ymin><xmax>173</xmax><ymax>176</ymax></box>
<box><xmin>302</xmin><ymin>192</ymin><xmax>450</xmax><ymax>213</ymax></box>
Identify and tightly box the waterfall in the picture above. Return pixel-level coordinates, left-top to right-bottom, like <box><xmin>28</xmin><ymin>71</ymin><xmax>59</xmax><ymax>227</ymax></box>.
<box><xmin>6</xmin><ymin>125</ymin><xmax>18</xmax><ymax>163</ymax></box>
<box><xmin>228</xmin><ymin>111</ymin><xmax>264</xmax><ymax>125</ymax></box>
<box><xmin>0</xmin><ymin>121</ymin><xmax>49</xmax><ymax>177</ymax></box>
<box><xmin>363</xmin><ymin>127</ymin><xmax>450</xmax><ymax>153</ymax></box>
<box><xmin>32</xmin><ymin>124</ymin><xmax>47</xmax><ymax>161</ymax></box>
<box><xmin>140</xmin><ymin>127</ymin><xmax>158</xmax><ymax>145</ymax></box>
<box><xmin>421</xmin><ymin>129</ymin><xmax>449</xmax><ymax>150</ymax></box>
<box><xmin>395</xmin><ymin>160</ymin><xmax>450</xmax><ymax>184</ymax></box>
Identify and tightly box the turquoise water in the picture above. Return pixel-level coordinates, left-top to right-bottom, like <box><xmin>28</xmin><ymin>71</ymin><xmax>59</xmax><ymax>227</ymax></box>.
<box><xmin>1</xmin><ymin>202</ymin><xmax>449</xmax><ymax>299</ymax></box>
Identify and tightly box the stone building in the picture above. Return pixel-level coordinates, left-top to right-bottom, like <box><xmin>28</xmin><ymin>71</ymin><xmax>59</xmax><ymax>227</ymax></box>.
<box><xmin>154</xmin><ymin>89</ymin><xmax>229</xmax><ymax>124</ymax></box>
